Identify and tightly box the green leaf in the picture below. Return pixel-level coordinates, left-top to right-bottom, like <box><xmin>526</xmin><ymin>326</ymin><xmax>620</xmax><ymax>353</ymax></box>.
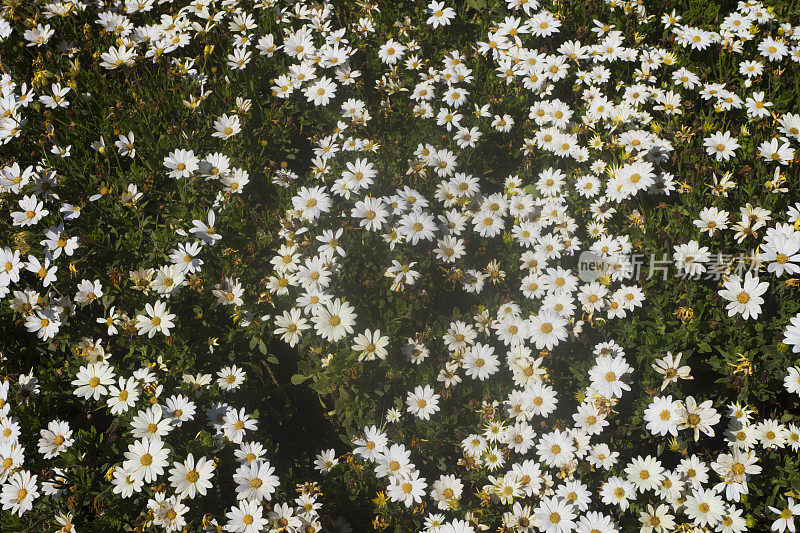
<box><xmin>290</xmin><ymin>374</ymin><xmax>311</xmax><ymax>385</ymax></box>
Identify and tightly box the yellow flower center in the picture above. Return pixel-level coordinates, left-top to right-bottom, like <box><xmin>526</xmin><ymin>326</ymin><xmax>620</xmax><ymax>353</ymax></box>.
<box><xmin>737</xmin><ymin>292</ymin><xmax>750</xmax><ymax>304</ymax></box>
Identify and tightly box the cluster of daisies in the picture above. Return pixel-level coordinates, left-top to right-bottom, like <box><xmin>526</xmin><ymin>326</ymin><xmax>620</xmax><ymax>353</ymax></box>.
<box><xmin>261</xmin><ymin>0</ymin><xmax>800</xmax><ymax>531</ymax></box>
<box><xmin>1</xmin><ymin>1</ymin><xmax>354</xmax><ymax>532</ymax></box>
<box><xmin>2</xmin><ymin>355</ymin><xmax>335</xmax><ymax>531</ymax></box>
<box><xmin>2</xmin><ymin>0</ymin><xmax>800</xmax><ymax>531</ymax></box>
<box><xmin>350</xmin><ymin>335</ymin><xmax>799</xmax><ymax>533</ymax></box>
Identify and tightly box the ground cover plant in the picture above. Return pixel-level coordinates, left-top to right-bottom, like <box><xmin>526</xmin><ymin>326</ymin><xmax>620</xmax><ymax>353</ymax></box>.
<box><xmin>2</xmin><ymin>0</ymin><xmax>800</xmax><ymax>531</ymax></box>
